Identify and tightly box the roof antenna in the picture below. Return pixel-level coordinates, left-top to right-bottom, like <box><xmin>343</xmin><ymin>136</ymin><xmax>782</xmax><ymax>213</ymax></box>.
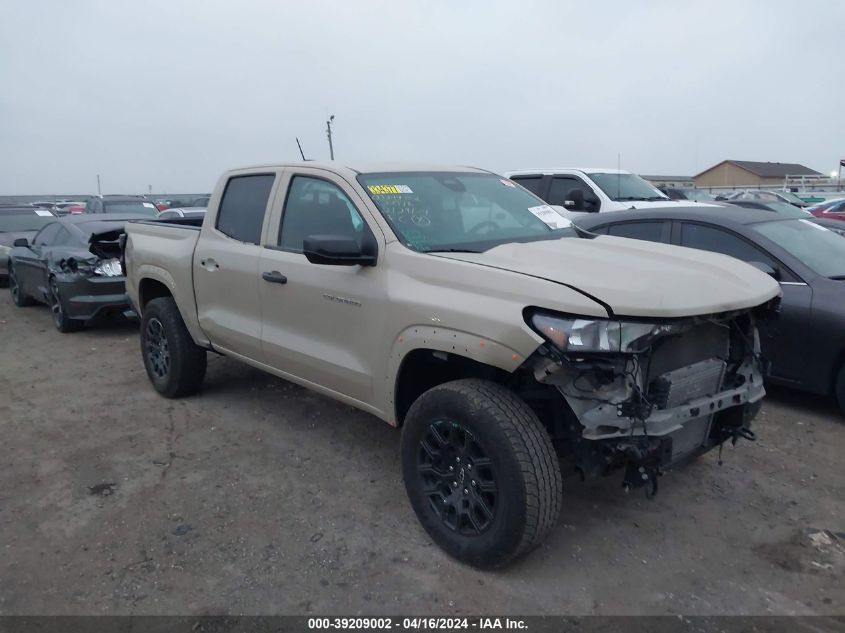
<box><xmin>296</xmin><ymin>137</ymin><xmax>308</xmax><ymax>161</ymax></box>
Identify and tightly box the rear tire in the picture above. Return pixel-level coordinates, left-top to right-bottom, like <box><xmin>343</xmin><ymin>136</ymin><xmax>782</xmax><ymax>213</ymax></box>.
<box><xmin>400</xmin><ymin>378</ymin><xmax>562</xmax><ymax>569</ymax></box>
<box><xmin>141</xmin><ymin>297</ymin><xmax>207</xmax><ymax>398</ymax></box>
<box><xmin>49</xmin><ymin>277</ymin><xmax>84</xmax><ymax>333</ymax></box>
<box><xmin>9</xmin><ymin>264</ymin><xmax>35</xmax><ymax>307</ymax></box>
<box><xmin>835</xmin><ymin>364</ymin><xmax>845</xmax><ymax>415</ymax></box>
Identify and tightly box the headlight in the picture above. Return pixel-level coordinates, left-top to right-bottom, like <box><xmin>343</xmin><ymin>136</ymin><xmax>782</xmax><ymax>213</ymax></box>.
<box><xmin>93</xmin><ymin>258</ymin><xmax>122</xmax><ymax>277</ymax></box>
<box><xmin>529</xmin><ymin>312</ymin><xmax>678</xmax><ymax>353</ymax></box>
<box><xmin>0</xmin><ymin>244</ymin><xmax>11</xmax><ymax>257</ymax></box>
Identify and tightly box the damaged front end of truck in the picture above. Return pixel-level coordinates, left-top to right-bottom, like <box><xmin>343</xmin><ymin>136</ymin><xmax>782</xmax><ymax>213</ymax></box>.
<box><xmin>517</xmin><ymin>303</ymin><xmax>778</xmax><ymax>495</ymax></box>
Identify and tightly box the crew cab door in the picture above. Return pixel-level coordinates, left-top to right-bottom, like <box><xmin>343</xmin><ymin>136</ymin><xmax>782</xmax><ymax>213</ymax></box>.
<box><xmin>674</xmin><ymin>221</ymin><xmax>811</xmax><ymax>382</ymax></box>
<box><xmin>192</xmin><ymin>172</ymin><xmax>279</xmax><ymax>360</ymax></box>
<box><xmin>257</xmin><ymin>170</ymin><xmax>387</xmax><ymax>404</ymax></box>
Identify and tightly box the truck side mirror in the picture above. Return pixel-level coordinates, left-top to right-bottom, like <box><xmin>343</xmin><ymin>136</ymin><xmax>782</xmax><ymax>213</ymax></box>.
<box><xmin>13</xmin><ymin>237</ymin><xmax>29</xmax><ymax>247</ymax></box>
<box><xmin>564</xmin><ymin>189</ymin><xmax>585</xmax><ymax>211</ymax></box>
<box><xmin>303</xmin><ymin>235</ymin><xmax>377</xmax><ymax>266</ymax></box>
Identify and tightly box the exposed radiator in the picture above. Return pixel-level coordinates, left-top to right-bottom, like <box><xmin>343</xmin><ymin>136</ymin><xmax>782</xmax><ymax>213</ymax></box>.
<box><xmin>649</xmin><ymin>358</ymin><xmax>726</xmax><ymax>409</ymax></box>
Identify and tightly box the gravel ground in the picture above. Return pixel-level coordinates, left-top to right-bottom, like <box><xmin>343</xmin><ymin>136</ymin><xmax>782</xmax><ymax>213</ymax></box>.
<box><xmin>0</xmin><ymin>294</ymin><xmax>843</xmax><ymax>616</ymax></box>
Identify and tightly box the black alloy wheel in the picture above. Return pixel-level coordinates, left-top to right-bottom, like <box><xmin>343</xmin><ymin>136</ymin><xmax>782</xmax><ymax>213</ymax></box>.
<box><xmin>139</xmin><ymin>297</ymin><xmax>207</xmax><ymax>398</ymax></box>
<box><xmin>401</xmin><ymin>379</ymin><xmax>563</xmax><ymax>568</ymax></box>
<box><xmin>145</xmin><ymin>317</ymin><xmax>170</xmax><ymax>380</ymax></box>
<box><xmin>417</xmin><ymin>420</ymin><xmax>498</xmax><ymax>536</ymax></box>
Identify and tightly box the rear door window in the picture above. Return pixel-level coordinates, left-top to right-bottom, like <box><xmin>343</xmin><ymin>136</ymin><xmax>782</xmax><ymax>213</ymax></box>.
<box><xmin>607</xmin><ymin>221</ymin><xmax>666</xmax><ymax>242</ymax></box>
<box><xmin>510</xmin><ymin>175</ymin><xmax>543</xmax><ymax>195</ymax></box>
<box><xmin>215</xmin><ymin>174</ymin><xmax>275</xmax><ymax>244</ymax></box>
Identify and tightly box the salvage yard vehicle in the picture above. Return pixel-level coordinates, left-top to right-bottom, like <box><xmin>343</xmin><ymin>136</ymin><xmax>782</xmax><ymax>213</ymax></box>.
<box><xmin>505</xmin><ymin>168</ymin><xmax>722</xmax><ymax>213</ymax></box>
<box><xmin>124</xmin><ymin>162</ymin><xmax>780</xmax><ymax>568</ymax></box>
<box><xmin>574</xmin><ymin>207</ymin><xmax>845</xmax><ymax>413</ymax></box>
<box><xmin>0</xmin><ymin>205</ymin><xmax>57</xmax><ymax>285</ymax></box>
<box><xmin>84</xmin><ymin>195</ymin><xmax>159</xmax><ymax>217</ymax></box>
<box><xmin>9</xmin><ymin>214</ymin><xmax>143</xmax><ymax>332</ymax></box>
<box><xmin>725</xmin><ymin>190</ymin><xmax>810</xmax><ymax>208</ymax></box>
<box><xmin>809</xmin><ymin>198</ymin><xmax>845</xmax><ymax>222</ymax></box>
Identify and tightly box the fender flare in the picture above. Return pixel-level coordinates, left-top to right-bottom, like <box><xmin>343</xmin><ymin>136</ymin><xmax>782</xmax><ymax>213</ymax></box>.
<box><xmin>382</xmin><ymin>324</ymin><xmax>534</xmax><ymax>425</ymax></box>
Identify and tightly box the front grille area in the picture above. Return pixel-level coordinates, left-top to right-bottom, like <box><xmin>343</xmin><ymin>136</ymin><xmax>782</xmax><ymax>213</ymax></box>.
<box><xmin>649</xmin><ymin>358</ymin><xmax>727</xmax><ymax>409</ymax></box>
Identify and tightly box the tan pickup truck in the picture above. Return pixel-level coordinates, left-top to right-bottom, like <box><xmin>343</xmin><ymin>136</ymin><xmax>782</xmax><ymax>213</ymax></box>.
<box><xmin>124</xmin><ymin>162</ymin><xmax>780</xmax><ymax>568</ymax></box>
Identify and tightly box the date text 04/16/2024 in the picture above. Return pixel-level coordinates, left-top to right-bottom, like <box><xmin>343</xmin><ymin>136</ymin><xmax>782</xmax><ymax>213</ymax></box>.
<box><xmin>307</xmin><ymin>617</ymin><xmax>528</xmax><ymax>630</ymax></box>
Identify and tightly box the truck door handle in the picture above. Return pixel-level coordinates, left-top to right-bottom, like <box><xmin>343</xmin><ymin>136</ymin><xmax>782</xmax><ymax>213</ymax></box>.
<box><xmin>262</xmin><ymin>271</ymin><xmax>287</xmax><ymax>284</ymax></box>
<box><xmin>200</xmin><ymin>258</ymin><xmax>219</xmax><ymax>271</ymax></box>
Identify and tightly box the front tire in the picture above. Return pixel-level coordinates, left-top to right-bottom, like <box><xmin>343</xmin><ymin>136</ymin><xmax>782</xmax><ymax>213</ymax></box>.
<box><xmin>49</xmin><ymin>277</ymin><xmax>83</xmax><ymax>333</ymax></box>
<box><xmin>9</xmin><ymin>264</ymin><xmax>35</xmax><ymax>307</ymax></box>
<box><xmin>141</xmin><ymin>297</ymin><xmax>207</xmax><ymax>398</ymax></box>
<box><xmin>401</xmin><ymin>379</ymin><xmax>562</xmax><ymax>569</ymax></box>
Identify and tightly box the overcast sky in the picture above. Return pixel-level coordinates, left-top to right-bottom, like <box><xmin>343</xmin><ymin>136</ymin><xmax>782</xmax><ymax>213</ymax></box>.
<box><xmin>1</xmin><ymin>0</ymin><xmax>843</xmax><ymax>194</ymax></box>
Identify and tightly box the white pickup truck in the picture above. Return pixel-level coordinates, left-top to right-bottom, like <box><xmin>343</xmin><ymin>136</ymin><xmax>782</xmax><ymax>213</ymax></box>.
<box><xmin>123</xmin><ymin>162</ymin><xmax>780</xmax><ymax>568</ymax></box>
<box><xmin>506</xmin><ymin>168</ymin><xmax>721</xmax><ymax>213</ymax></box>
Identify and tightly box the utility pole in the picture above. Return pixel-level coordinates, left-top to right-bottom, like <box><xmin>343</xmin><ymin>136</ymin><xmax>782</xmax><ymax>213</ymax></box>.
<box><xmin>326</xmin><ymin>114</ymin><xmax>335</xmax><ymax>160</ymax></box>
<box><xmin>97</xmin><ymin>174</ymin><xmax>102</xmax><ymax>196</ymax></box>
<box><xmin>148</xmin><ymin>184</ymin><xmax>152</xmax><ymax>196</ymax></box>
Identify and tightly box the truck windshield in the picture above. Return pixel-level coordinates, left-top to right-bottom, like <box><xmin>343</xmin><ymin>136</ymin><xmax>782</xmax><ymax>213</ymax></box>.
<box><xmin>358</xmin><ymin>172</ymin><xmax>576</xmax><ymax>253</ymax></box>
<box><xmin>588</xmin><ymin>173</ymin><xmax>668</xmax><ymax>202</ymax></box>
<box><xmin>753</xmin><ymin>219</ymin><xmax>845</xmax><ymax>279</ymax></box>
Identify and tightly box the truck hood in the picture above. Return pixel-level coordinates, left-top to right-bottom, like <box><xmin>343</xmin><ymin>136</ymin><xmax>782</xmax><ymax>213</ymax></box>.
<box><xmin>436</xmin><ymin>236</ymin><xmax>781</xmax><ymax>318</ymax></box>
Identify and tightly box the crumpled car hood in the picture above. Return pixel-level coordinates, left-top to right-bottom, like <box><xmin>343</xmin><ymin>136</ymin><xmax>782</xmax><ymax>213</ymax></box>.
<box><xmin>89</xmin><ymin>228</ymin><xmax>124</xmax><ymax>259</ymax></box>
<box><xmin>436</xmin><ymin>235</ymin><xmax>781</xmax><ymax>318</ymax></box>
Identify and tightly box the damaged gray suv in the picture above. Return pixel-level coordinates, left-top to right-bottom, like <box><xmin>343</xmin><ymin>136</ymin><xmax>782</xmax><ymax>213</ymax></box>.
<box><xmin>124</xmin><ymin>163</ymin><xmax>781</xmax><ymax>568</ymax></box>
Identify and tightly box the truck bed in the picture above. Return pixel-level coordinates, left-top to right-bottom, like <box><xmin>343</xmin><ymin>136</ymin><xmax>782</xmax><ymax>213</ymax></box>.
<box><xmin>123</xmin><ymin>219</ymin><xmax>209</xmax><ymax>347</ymax></box>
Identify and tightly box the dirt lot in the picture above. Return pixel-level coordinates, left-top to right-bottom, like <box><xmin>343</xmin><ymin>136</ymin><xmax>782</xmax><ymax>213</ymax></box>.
<box><xmin>0</xmin><ymin>294</ymin><xmax>843</xmax><ymax>617</ymax></box>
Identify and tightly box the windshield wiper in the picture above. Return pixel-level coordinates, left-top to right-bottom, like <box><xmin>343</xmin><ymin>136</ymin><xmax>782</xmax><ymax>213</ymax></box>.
<box><xmin>828</xmin><ymin>275</ymin><xmax>845</xmax><ymax>280</ymax></box>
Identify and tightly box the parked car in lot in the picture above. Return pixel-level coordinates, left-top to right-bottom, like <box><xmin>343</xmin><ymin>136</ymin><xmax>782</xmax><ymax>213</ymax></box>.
<box><xmin>156</xmin><ymin>207</ymin><xmax>206</xmax><ymax>220</ymax></box>
<box><xmin>729</xmin><ymin>200</ymin><xmax>844</xmax><ymax>234</ymax></box>
<box><xmin>54</xmin><ymin>201</ymin><xmax>87</xmax><ymax>216</ymax></box>
<box><xmin>84</xmin><ymin>195</ymin><xmax>159</xmax><ymax>217</ymax></box>
<box><xmin>574</xmin><ymin>207</ymin><xmax>845</xmax><ymax>413</ymax></box>
<box><xmin>724</xmin><ymin>190</ymin><xmax>810</xmax><ymax>208</ymax></box>
<box><xmin>29</xmin><ymin>201</ymin><xmax>59</xmax><ymax>212</ymax></box>
<box><xmin>124</xmin><ymin>162</ymin><xmax>779</xmax><ymax>568</ymax></box>
<box><xmin>808</xmin><ymin>197</ymin><xmax>845</xmax><ymax>222</ymax></box>
<box><xmin>659</xmin><ymin>187</ymin><xmax>715</xmax><ymax>202</ymax></box>
<box><xmin>0</xmin><ymin>206</ymin><xmax>57</xmax><ymax>284</ymax></box>
<box><xmin>9</xmin><ymin>214</ymin><xmax>144</xmax><ymax>332</ymax></box>
<box><xmin>505</xmin><ymin>168</ymin><xmax>722</xmax><ymax>213</ymax></box>
<box><xmin>727</xmin><ymin>199</ymin><xmax>812</xmax><ymax>218</ymax></box>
